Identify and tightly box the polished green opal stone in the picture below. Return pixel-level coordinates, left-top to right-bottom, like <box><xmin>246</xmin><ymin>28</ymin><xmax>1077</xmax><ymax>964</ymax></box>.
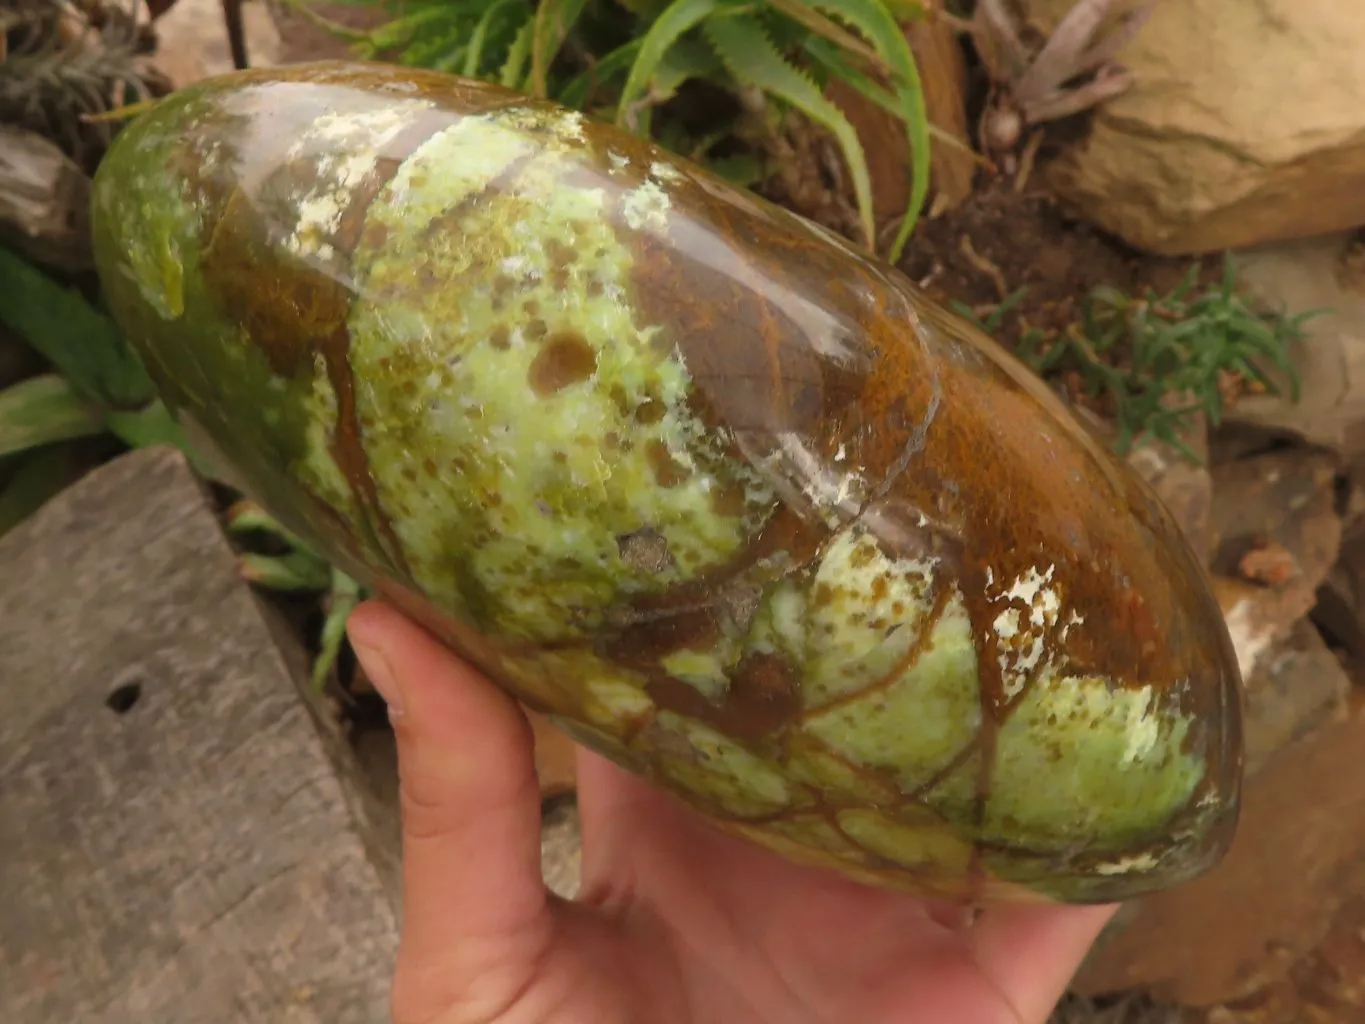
<box><xmin>90</xmin><ymin>60</ymin><xmax>1243</xmax><ymax>904</ymax></box>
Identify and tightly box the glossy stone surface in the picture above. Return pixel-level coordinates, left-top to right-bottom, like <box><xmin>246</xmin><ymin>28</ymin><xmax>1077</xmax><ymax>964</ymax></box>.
<box><xmin>90</xmin><ymin>60</ymin><xmax>1243</xmax><ymax>904</ymax></box>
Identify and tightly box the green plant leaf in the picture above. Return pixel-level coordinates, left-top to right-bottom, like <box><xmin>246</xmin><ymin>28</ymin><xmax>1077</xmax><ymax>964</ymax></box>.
<box><xmin>500</xmin><ymin>13</ymin><xmax>536</xmax><ymax>87</ymax></box>
<box><xmin>557</xmin><ymin>37</ymin><xmax>643</xmax><ymax>109</ymax></box>
<box><xmin>532</xmin><ymin>0</ymin><xmax>590</xmax><ymax>96</ymax></box>
<box><xmin>0</xmin><ymin>374</ymin><xmax>107</xmax><ymax>458</ymax></box>
<box><xmin>225</xmin><ymin>498</ymin><xmax>314</xmax><ymax>551</ymax></box>
<box><xmin>704</xmin><ymin>10</ymin><xmax>876</xmax><ymax>249</ymax></box>
<box><xmin>312</xmin><ymin>568</ymin><xmax>364</xmax><ymax>693</ymax></box>
<box><xmin>239</xmin><ymin>550</ymin><xmax>333</xmax><ymax>592</ymax></box>
<box><xmin>779</xmin><ymin>0</ymin><xmax>930</xmax><ymax>259</ymax></box>
<box><xmin>616</xmin><ymin>0</ymin><xmax>720</xmax><ymax>133</ymax></box>
<box><xmin>0</xmin><ymin>246</ymin><xmax>155</xmax><ymax>409</ymax></box>
<box><xmin>105</xmin><ymin>400</ymin><xmax>223</xmax><ymax>479</ymax></box>
<box><xmin>464</xmin><ymin>0</ymin><xmax>528</xmax><ymax>76</ymax></box>
<box><xmin>364</xmin><ymin>5</ymin><xmax>450</xmax><ymax>52</ymax></box>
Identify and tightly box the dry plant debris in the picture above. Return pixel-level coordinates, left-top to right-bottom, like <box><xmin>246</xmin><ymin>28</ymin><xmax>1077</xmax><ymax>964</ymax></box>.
<box><xmin>950</xmin><ymin>0</ymin><xmax>1154</xmax><ymax>156</ymax></box>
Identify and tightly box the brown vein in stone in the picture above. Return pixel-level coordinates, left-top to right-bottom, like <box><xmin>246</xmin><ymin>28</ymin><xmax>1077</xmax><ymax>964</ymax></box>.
<box><xmin>799</xmin><ymin>581</ymin><xmax>952</xmax><ymax>720</ymax></box>
<box><xmin>790</xmin><ymin>736</ymin><xmax>903</xmax><ymax>805</ymax></box>
<box><xmin>317</xmin><ymin>333</ymin><xmax>411</xmax><ymax>578</ymax></box>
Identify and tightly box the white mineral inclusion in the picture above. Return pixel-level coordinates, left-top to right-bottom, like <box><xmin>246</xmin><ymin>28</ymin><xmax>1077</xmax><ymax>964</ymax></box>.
<box><xmin>1093</xmin><ymin>851</ymin><xmax>1160</xmax><ymax>876</ymax></box>
<box><xmin>621</xmin><ymin>178</ymin><xmax>672</xmax><ymax>233</ymax></box>
<box><xmin>986</xmin><ymin>563</ymin><xmax>1083</xmax><ymax>701</ymax></box>
<box><xmin>277</xmin><ymin>101</ymin><xmax>434</xmax><ymax>263</ymax></box>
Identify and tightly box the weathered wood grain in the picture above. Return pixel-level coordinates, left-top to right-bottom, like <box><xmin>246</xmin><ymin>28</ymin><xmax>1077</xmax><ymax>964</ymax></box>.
<box><xmin>0</xmin><ymin>446</ymin><xmax>399</xmax><ymax>1023</ymax></box>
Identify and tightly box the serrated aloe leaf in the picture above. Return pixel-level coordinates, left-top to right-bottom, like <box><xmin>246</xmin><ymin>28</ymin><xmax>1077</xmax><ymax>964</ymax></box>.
<box><xmin>792</xmin><ymin>0</ymin><xmax>930</xmax><ymax>260</ymax></box>
<box><xmin>704</xmin><ymin>10</ymin><xmax>876</xmax><ymax>249</ymax></box>
<box><xmin>500</xmin><ymin>14</ymin><xmax>536</xmax><ymax>88</ymax></box>
<box><xmin>617</xmin><ymin>0</ymin><xmax>720</xmax><ymax>133</ymax></box>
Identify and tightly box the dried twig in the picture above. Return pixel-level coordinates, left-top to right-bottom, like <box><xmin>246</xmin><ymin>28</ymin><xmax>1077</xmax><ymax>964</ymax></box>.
<box><xmin>958</xmin><ymin>234</ymin><xmax>1009</xmax><ymax>299</ymax></box>
<box><xmin>956</xmin><ymin>0</ymin><xmax>1156</xmax><ymax>155</ymax></box>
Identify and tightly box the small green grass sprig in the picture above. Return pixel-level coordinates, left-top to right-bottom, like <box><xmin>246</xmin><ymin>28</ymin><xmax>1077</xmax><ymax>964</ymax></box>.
<box><xmin>957</xmin><ymin>255</ymin><xmax>1322</xmax><ymax>465</ymax></box>
<box><xmin>225</xmin><ymin>500</ymin><xmax>369</xmax><ymax>694</ymax></box>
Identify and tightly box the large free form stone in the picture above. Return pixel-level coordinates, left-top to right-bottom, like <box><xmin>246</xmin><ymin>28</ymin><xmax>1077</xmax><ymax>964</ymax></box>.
<box><xmin>88</xmin><ymin>62</ymin><xmax>1244</xmax><ymax>906</ymax></box>
<box><xmin>1022</xmin><ymin>0</ymin><xmax>1365</xmax><ymax>255</ymax></box>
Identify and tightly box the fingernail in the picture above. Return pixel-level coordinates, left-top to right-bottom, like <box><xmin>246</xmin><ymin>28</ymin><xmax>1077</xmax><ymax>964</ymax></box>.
<box><xmin>352</xmin><ymin>641</ymin><xmax>404</xmax><ymax>718</ymax></box>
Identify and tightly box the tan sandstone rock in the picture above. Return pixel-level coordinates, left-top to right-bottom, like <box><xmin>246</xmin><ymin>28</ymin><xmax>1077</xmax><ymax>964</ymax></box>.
<box><xmin>1020</xmin><ymin>0</ymin><xmax>1365</xmax><ymax>255</ymax></box>
<box><xmin>1224</xmin><ymin>233</ymin><xmax>1365</xmax><ymax>454</ymax></box>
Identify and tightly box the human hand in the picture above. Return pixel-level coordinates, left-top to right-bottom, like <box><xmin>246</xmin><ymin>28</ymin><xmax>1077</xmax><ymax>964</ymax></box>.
<box><xmin>347</xmin><ymin>598</ymin><xmax>1117</xmax><ymax>1024</ymax></box>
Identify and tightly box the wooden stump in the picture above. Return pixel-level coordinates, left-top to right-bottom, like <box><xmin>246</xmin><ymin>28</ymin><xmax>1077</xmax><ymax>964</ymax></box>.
<box><xmin>0</xmin><ymin>447</ymin><xmax>399</xmax><ymax>1023</ymax></box>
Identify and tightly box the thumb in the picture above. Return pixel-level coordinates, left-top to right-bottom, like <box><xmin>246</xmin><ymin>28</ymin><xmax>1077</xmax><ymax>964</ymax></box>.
<box><xmin>347</xmin><ymin>599</ymin><xmax>554</xmax><ymax>1021</ymax></box>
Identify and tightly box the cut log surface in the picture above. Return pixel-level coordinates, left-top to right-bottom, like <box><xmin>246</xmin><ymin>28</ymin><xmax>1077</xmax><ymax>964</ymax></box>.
<box><xmin>0</xmin><ymin>447</ymin><xmax>399</xmax><ymax>1023</ymax></box>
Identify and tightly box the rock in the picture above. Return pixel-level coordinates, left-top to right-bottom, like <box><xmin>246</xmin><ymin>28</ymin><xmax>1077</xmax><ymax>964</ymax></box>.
<box><xmin>541</xmin><ymin>800</ymin><xmax>583</xmax><ymax>900</ymax></box>
<box><xmin>1311</xmin><ymin>518</ymin><xmax>1365</xmax><ymax>660</ymax></box>
<box><xmin>1192</xmin><ymin>885</ymin><xmax>1365</xmax><ymax>1023</ymax></box>
<box><xmin>152</xmin><ymin>0</ymin><xmax>281</xmax><ymax>89</ymax></box>
<box><xmin>1237</xmin><ymin>620</ymin><xmax>1350</xmax><ymax>776</ymax></box>
<box><xmin>0</xmin><ymin>127</ymin><xmax>92</xmax><ymax>272</ymax></box>
<box><xmin>0</xmin><ymin>446</ymin><xmax>399</xmax><ymax>1023</ymax></box>
<box><xmin>1219</xmin><ymin>234</ymin><xmax>1365</xmax><ymax>454</ymax></box>
<box><xmin>1206</xmin><ymin>448</ymin><xmax>1343</xmax><ymax>680</ymax></box>
<box><xmin>1072</xmin><ymin>688</ymin><xmax>1365</xmax><ymax>1007</ymax></box>
<box><xmin>1126</xmin><ymin>413</ymin><xmax>1212</xmax><ymax>562</ymax></box>
<box><xmin>1019</xmin><ymin>0</ymin><xmax>1365</xmax><ymax>255</ymax></box>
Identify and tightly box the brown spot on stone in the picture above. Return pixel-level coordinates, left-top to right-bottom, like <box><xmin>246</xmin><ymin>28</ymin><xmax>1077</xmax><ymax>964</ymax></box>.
<box><xmin>526</xmin><ymin>318</ymin><xmax>549</xmax><ymax>341</ymax></box>
<box><xmin>647</xmin><ymin>440</ymin><xmax>690</xmax><ymax>487</ymax></box>
<box><xmin>645</xmin><ymin>649</ymin><xmax>802</xmax><ymax>742</ymax></box>
<box><xmin>546</xmin><ymin>236</ymin><xmax>577</xmax><ymax>269</ymax></box>
<box><xmin>711</xmin><ymin>482</ymin><xmax>747</xmax><ymax>518</ymax></box>
<box><xmin>528</xmin><ymin>331</ymin><xmax>597</xmax><ymax>396</ymax></box>
<box><xmin>617</xmin><ymin>526</ymin><xmax>675</xmax><ymax>574</ymax></box>
<box><xmin>490</xmin><ymin>324</ymin><xmax>511</xmax><ymax>350</ymax></box>
<box><xmin>634</xmin><ymin>397</ymin><xmax>666</xmax><ymax>424</ymax></box>
<box><xmin>492</xmin><ymin>274</ymin><xmax>516</xmax><ymax>305</ymax></box>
